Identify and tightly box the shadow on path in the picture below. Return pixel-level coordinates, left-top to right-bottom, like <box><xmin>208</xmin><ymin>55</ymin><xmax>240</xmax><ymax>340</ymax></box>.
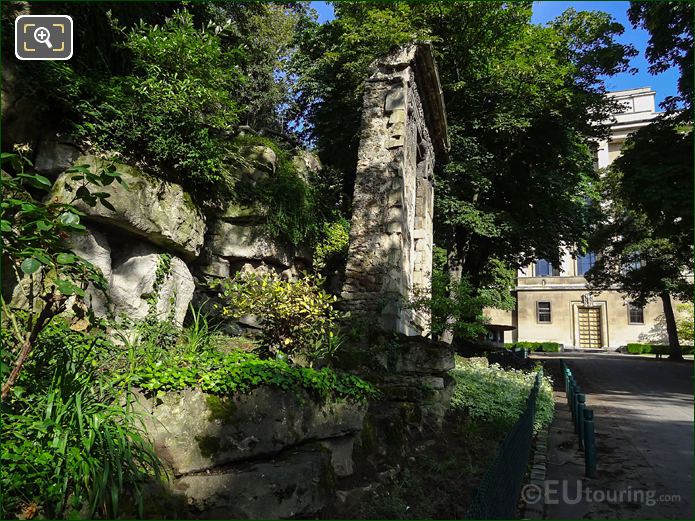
<box><xmin>534</xmin><ymin>353</ymin><xmax>692</xmax><ymax>520</ymax></box>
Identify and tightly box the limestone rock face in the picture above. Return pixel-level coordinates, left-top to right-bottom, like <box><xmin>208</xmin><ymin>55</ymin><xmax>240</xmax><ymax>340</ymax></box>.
<box><xmin>375</xmin><ymin>336</ymin><xmax>455</xmax><ymax>374</ymax></box>
<box><xmin>292</xmin><ymin>150</ymin><xmax>321</xmax><ymax>182</ymax></box>
<box><xmin>136</xmin><ymin>387</ymin><xmax>366</xmax><ymax>476</ymax></box>
<box><xmin>68</xmin><ymin>226</ymin><xmax>112</xmax><ymax>315</ymax></box>
<box><xmin>110</xmin><ymin>242</ymin><xmax>194</xmax><ymax>325</ymax></box>
<box><xmin>240</xmin><ymin>145</ymin><xmax>277</xmax><ymax>184</ymax></box>
<box><xmin>173</xmin><ymin>444</ymin><xmax>332</xmax><ymax>519</ymax></box>
<box><xmin>49</xmin><ymin>155</ymin><xmax>205</xmax><ymax>259</ymax></box>
<box><xmin>207</xmin><ymin>221</ymin><xmax>294</xmax><ymax>268</ymax></box>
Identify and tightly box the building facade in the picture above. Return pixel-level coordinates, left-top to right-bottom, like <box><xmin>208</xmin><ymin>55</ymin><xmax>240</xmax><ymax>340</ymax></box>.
<box><xmin>488</xmin><ymin>87</ymin><xmax>676</xmax><ymax>349</ymax></box>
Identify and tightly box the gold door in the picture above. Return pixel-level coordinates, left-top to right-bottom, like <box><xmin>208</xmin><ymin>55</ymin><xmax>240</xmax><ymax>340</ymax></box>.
<box><xmin>578</xmin><ymin>307</ymin><xmax>602</xmax><ymax>348</ymax></box>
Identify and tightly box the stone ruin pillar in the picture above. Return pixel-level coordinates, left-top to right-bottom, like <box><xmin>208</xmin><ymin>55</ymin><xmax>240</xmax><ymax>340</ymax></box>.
<box><xmin>341</xmin><ymin>43</ymin><xmax>449</xmax><ymax>336</ymax></box>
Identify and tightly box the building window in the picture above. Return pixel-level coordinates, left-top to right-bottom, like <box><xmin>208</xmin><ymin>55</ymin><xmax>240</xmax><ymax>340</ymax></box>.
<box><xmin>577</xmin><ymin>252</ymin><xmax>596</xmax><ymax>276</ymax></box>
<box><xmin>621</xmin><ymin>253</ymin><xmax>644</xmax><ymax>275</ymax></box>
<box><xmin>535</xmin><ymin>259</ymin><xmax>560</xmax><ymax>277</ymax></box>
<box><xmin>628</xmin><ymin>303</ymin><xmax>644</xmax><ymax>324</ymax></box>
<box><xmin>537</xmin><ymin>302</ymin><xmax>552</xmax><ymax>323</ymax></box>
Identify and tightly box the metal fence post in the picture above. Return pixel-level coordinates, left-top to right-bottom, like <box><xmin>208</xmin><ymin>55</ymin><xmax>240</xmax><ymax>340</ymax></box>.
<box><xmin>576</xmin><ymin>394</ymin><xmax>586</xmax><ymax>446</ymax></box>
<box><xmin>564</xmin><ymin>367</ymin><xmax>570</xmax><ymax>396</ymax></box>
<box><xmin>573</xmin><ymin>389</ymin><xmax>583</xmax><ymax>435</ymax></box>
<box><xmin>583</xmin><ymin>408</ymin><xmax>597</xmax><ymax>478</ymax></box>
<box><xmin>570</xmin><ymin>383</ymin><xmax>580</xmax><ymax>424</ymax></box>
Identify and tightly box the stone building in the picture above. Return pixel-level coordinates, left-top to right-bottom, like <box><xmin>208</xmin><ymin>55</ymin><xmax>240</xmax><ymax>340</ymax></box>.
<box><xmin>341</xmin><ymin>43</ymin><xmax>449</xmax><ymax>336</ymax></box>
<box><xmin>488</xmin><ymin>87</ymin><xmax>683</xmax><ymax>349</ymax></box>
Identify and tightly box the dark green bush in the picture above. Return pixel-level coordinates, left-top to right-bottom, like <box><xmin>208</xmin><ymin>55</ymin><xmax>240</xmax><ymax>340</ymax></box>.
<box><xmin>625</xmin><ymin>343</ymin><xmax>693</xmax><ymax>355</ymax></box>
<box><xmin>505</xmin><ymin>341</ymin><xmax>561</xmax><ymax>352</ymax></box>
<box><xmin>64</xmin><ymin>10</ymin><xmax>246</xmax><ymax>205</ymax></box>
<box><xmin>233</xmin><ymin>134</ymin><xmax>321</xmax><ymax>246</ymax></box>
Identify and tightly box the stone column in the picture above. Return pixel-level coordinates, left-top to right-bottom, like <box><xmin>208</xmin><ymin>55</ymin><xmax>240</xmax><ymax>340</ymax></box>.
<box><xmin>341</xmin><ymin>44</ymin><xmax>448</xmax><ymax>336</ymax></box>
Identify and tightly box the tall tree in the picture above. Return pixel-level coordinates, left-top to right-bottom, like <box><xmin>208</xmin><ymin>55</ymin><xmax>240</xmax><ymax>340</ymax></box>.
<box><xmin>586</xmin><ymin>153</ymin><xmax>693</xmax><ymax>359</ymax></box>
<box><xmin>628</xmin><ymin>1</ymin><xmax>693</xmax><ymax>114</ymax></box>
<box><xmin>586</xmin><ymin>2</ymin><xmax>694</xmax><ymax>359</ymax></box>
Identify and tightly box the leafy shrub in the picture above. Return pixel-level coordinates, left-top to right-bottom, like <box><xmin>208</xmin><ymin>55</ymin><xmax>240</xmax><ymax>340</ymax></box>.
<box><xmin>626</xmin><ymin>343</ymin><xmax>646</xmax><ymax>354</ymax></box>
<box><xmin>676</xmin><ymin>303</ymin><xmax>694</xmax><ymax>343</ymax></box>
<box><xmin>409</xmin><ymin>250</ymin><xmax>516</xmax><ymax>341</ymax></box>
<box><xmin>450</xmin><ymin>357</ymin><xmax>554</xmax><ymax>433</ymax></box>
<box><xmin>233</xmin><ymin>134</ymin><xmax>321</xmax><ymax>246</ymax></box>
<box><xmin>130</xmin><ymin>345</ymin><xmax>377</xmax><ymax>403</ymax></box>
<box><xmin>313</xmin><ymin>218</ymin><xmax>351</xmax><ymax>272</ymax></box>
<box><xmin>505</xmin><ymin>341</ymin><xmax>561</xmax><ymax>352</ymax></box>
<box><xmin>0</xmin><ymin>321</ymin><xmax>162</xmax><ymax>519</ymax></box>
<box><xmin>625</xmin><ymin>343</ymin><xmax>693</xmax><ymax>355</ymax></box>
<box><xmin>1</xmin><ymin>150</ymin><xmax>121</xmax><ymax>401</ymax></box>
<box><xmin>219</xmin><ymin>272</ymin><xmax>341</xmax><ymax>364</ymax></box>
<box><xmin>106</xmin><ymin>310</ymin><xmax>377</xmax><ymax>403</ymax></box>
<box><xmin>67</xmin><ymin>10</ymin><xmax>246</xmax><ymax>204</ymax></box>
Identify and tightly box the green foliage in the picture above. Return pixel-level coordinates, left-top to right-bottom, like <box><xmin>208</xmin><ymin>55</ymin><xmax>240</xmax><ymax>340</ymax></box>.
<box><xmin>130</xmin><ymin>345</ymin><xmax>377</xmax><ymax>404</ymax></box>
<box><xmin>0</xmin><ymin>321</ymin><xmax>162</xmax><ymax>519</ymax></box>
<box><xmin>628</xmin><ymin>1</ymin><xmax>693</xmax><ymax>114</ymax></box>
<box><xmin>409</xmin><ymin>249</ymin><xmax>516</xmax><ymax>341</ymax></box>
<box><xmin>450</xmin><ymin>357</ymin><xmax>554</xmax><ymax>433</ymax></box>
<box><xmin>505</xmin><ymin>341</ymin><xmax>561</xmax><ymax>353</ymax></box>
<box><xmin>64</xmin><ymin>10</ymin><xmax>246</xmax><ymax>204</ymax></box>
<box><xmin>625</xmin><ymin>343</ymin><xmax>693</xmax><ymax>356</ymax></box>
<box><xmin>209</xmin><ymin>3</ymin><xmax>312</xmax><ymax>129</ymax></box>
<box><xmin>313</xmin><ymin>218</ymin><xmax>351</xmax><ymax>273</ymax></box>
<box><xmin>233</xmin><ymin>134</ymin><xmax>320</xmax><ymax>246</ymax></box>
<box><xmin>219</xmin><ymin>272</ymin><xmax>341</xmax><ymax>364</ymax></box>
<box><xmin>109</xmin><ymin>311</ymin><xmax>376</xmax><ymax>403</ymax></box>
<box><xmin>676</xmin><ymin>303</ymin><xmax>694</xmax><ymax>344</ymax></box>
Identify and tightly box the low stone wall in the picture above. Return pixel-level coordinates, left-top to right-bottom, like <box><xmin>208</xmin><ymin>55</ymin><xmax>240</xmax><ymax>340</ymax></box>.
<box><xmin>135</xmin><ymin>386</ymin><xmax>367</xmax><ymax>518</ymax></box>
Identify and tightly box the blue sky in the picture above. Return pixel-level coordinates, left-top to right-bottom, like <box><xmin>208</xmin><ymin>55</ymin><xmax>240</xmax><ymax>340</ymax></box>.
<box><xmin>308</xmin><ymin>1</ymin><xmax>679</xmax><ymax>109</ymax></box>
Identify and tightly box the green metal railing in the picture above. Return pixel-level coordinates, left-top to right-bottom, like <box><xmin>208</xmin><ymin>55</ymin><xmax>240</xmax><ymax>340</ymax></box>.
<box><xmin>561</xmin><ymin>360</ymin><xmax>597</xmax><ymax>478</ymax></box>
<box><xmin>465</xmin><ymin>370</ymin><xmax>542</xmax><ymax>519</ymax></box>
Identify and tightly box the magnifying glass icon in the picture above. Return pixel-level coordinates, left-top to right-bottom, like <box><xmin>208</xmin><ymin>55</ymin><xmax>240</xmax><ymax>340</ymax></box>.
<box><xmin>33</xmin><ymin>26</ymin><xmax>52</xmax><ymax>49</ymax></box>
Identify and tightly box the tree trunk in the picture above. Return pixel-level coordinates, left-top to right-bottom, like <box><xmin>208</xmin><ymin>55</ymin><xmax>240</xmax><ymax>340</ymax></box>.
<box><xmin>660</xmin><ymin>291</ymin><xmax>682</xmax><ymax>360</ymax></box>
<box><xmin>440</xmin><ymin>247</ymin><xmax>463</xmax><ymax>345</ymax></box>
<box><xmin>1</xmin><ymin>293</ymin><xmax>64</xmax><ymax>401</ymax></box>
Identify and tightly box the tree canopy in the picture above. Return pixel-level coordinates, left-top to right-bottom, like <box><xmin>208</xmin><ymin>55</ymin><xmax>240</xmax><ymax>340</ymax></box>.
<box><xmin>586</xmin><ymin>1</ymin><xmax>693</xmax><ymax>357</ymax></box>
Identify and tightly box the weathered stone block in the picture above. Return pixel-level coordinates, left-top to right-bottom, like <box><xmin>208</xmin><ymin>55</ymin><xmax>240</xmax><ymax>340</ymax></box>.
<box><xmin>173</xmin><ymin>444</ymin><xmax>333</xmax><ymax>519</ymax></box>
<box><xmin>207</xmin><ymin>221</ymin><xmax>294</xmax><ymax>267</ymax></box>
<box><xmin>110</xmin><ymin>242</ymin><xmax>194</xmax><ymax>325</ymax></box>
<box><xmin>68</xmin><ymin>226</ymin><xmax>112</xmax><ymax>315</ymax></box>
<box><xmin>49</xmin><ymin>155</ymin><xmax>206</xmax><ymax>259</ymax></box>
<box><xmin>319</xmin><ymin>435</ymin><xmax>356</xmax><ymax>477</ymax></box>
<box><xmin>34</xmin><ymin>140</ymin><xmax>81</xmax><ymax>176</ymax></box>
<box><xmin>375</xmin><ymin>337</ymin><xmax>455</xmax><ymax>375</ymax></box>
<box><xmin>136</xmin><ymin>387</ymin><xmax>366</xmax><ymax>476</ymax></box>
<box><xmin>292</xmin><ymin>149</ymin><xmax>321</xmax><ymax>182</ymax></box>
<box><xmin>198</xmin><ymin>255</ymin><xmax>230</xmax><ymax>279</ymax></box>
